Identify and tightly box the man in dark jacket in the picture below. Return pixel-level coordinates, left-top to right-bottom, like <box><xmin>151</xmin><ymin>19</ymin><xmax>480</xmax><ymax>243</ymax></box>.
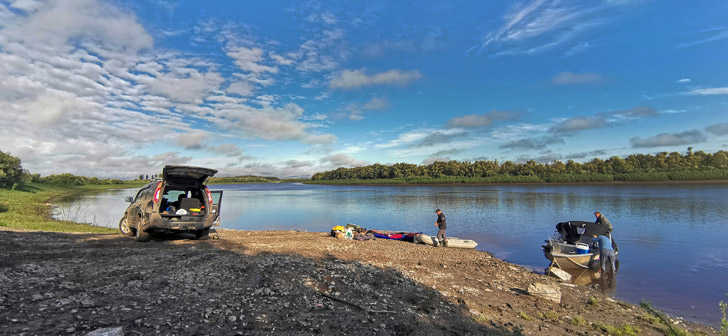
<box><xmin>434</xmin><ymin>209</ymin><xmax>447</xmax><ymax>247</ymax></box>
<box><xmin>594</xmin><ymin>211</ymin><xmax>613</xmax><ymax>233</ymax></box>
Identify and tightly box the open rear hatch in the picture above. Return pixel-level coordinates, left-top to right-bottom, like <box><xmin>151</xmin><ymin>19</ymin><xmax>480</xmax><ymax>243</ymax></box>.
<box><xmin>163</xmin><ymin>165</ymin><xmax>218</xmax><ymax>187</ymax></box>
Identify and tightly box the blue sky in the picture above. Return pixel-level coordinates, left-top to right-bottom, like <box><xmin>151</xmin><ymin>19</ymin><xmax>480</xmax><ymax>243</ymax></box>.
<box><xmin>0</xmin><ymin>0</ymin><xmax>727</xmax><ymax>178</ymax></box>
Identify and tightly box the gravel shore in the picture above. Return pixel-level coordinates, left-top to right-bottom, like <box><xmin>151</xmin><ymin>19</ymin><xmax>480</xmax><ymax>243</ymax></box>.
<box><xmin>0</xmin><ymin>228</ymin><xmax>717</xmax><ymax>335</ymax></box>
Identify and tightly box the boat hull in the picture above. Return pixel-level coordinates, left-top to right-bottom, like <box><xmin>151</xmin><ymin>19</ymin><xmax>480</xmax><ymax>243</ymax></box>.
<box><xmin>416</xmin><ymin>234</ymin><xmax>478</xmax><ymax>249</ymax></box>
<box><xmin>545</xmin><ymin>251</ymin><xmax>599</xmax><ymax>270</ymax></box>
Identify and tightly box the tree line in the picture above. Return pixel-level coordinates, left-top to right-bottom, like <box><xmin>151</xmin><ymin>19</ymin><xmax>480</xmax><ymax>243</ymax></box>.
<box><xmin>0</xmin><ymin>149</ymin><xmax>279</xmax><ymax>188</ymax></box>
<box><xmin>311</xmin><ymin>149</ymin><xmax>728</xmax><ymax>182</ymax></box>
<box><xmin>0</xmin><ymin>150</ymin><xmax>137</xmax><ymax>188</ymax></box>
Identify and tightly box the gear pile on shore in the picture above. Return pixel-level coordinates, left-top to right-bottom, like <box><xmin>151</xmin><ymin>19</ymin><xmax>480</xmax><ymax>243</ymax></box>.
<box><xmin>0</xmin><ymin>228</ymin><xmax>716</xmax><ymax>335</ymax></box>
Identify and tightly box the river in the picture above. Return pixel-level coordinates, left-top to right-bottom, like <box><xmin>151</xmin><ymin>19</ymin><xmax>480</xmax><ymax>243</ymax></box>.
<box><xmin>53</xmin><ymin>182</ymin><xmax>728</xmax><ymax>326</ymax></box>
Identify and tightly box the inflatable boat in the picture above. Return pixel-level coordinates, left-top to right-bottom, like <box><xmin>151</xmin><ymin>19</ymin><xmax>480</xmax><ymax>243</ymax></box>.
<box><xmin>415</xmin><ymin>234</ymin><xmax>478</xmax><ymax>249</ymax></box>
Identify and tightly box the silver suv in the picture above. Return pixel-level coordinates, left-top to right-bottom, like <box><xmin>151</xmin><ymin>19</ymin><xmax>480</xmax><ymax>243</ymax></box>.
<box><xmin>119</xmin><ymin>165</ymin><xmax>223</xmax><ymax>242</ymax></box>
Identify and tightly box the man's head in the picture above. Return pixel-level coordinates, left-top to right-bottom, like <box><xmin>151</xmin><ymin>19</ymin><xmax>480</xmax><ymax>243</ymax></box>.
<box><xmin>594</xmin><ymin>211</ymin><xmax>601</xmax><ymax>218</ymax></box>
<box><xmin>435</xmin><ymin>208</ymin><xmax>441</xmax><ymax>214</ymax></box>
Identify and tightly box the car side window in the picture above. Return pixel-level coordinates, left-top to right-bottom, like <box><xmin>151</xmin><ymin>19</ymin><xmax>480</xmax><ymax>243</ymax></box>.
<box><xmin>135</xmin><ymin>188</ymin><xmax>147</xmax><ymax>202</ymax></box>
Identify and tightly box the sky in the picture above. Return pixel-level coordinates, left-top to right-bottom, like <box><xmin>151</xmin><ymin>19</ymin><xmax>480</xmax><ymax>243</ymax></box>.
<box><xmin>0</xmin><ymin>0</ymin><xmax>727</xmax><ymax>179</ymax></box>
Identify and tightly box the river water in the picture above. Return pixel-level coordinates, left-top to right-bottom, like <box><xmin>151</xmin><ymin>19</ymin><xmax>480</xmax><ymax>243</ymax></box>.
<box><xmin>53</xmin><ymin>182</ymin><xmax>728</xmax><ymax>326</ymax></box>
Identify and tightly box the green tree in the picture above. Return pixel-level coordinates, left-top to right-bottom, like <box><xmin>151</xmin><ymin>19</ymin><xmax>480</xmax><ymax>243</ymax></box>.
<box><xmin>0</xmin><ymin>150</ymin><xmax>25</xmax><ymax>188</ymax></box>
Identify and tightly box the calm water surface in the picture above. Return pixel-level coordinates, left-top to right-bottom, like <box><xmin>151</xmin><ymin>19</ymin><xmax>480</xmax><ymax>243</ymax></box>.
<box><xmin>53</xmin><ymin>182</ymin><xmax>728</xmax><ymax>326</ymax></box>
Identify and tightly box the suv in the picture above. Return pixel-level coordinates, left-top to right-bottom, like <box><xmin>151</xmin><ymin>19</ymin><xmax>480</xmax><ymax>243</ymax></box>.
<box><xmin>119</xmin><ymin>165</ymin><xmax>223</xmax><ymax>242</ymax></box>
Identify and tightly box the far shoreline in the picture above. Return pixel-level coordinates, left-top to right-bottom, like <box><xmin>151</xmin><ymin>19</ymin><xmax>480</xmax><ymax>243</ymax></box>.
<box><xmin>302</xmin><ymin>179</ymin><xmax>728</xmax><ymax>187</ymax></box>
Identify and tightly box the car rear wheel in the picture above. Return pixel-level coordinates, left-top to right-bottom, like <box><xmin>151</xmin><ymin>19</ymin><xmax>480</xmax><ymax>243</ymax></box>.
<box><xmin>194</xmin><ymin>228</ymin><xmax>210</xmax><ymax>240</ymax></box>
<box><xmin>118</xmin><ymin>216</ymin><xmax>134</xmax><ymax>236</ymax></box>
<box><xmin>135</xmin><ymin>220</ymin><xmax>152</xmax><ymax>242</ymax></box>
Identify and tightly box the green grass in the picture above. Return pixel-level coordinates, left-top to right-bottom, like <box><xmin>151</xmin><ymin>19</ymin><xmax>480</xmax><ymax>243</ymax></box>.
<box><xmin>640</xmin><ymin>300</ymin><xmax>694</xmax><ymax>336</ymax></box>
<box><xmin>518</xmin><ymin>312</ymin><xmax>532</xmax><ymax>321</ymax></box>
<box><xmin>0</xmin><ymin>182</ymin><xmax>130</xmax><ymax>233</ymax></box>
<box><xmin>721</xmin><ymin>294</ymin><xmax>728</xmax><ymax>336</ymax></box>
<box><xmin>539</xmin><ymin>310</ymin><xmax>559</xmax><ymax>322</ymax></box>
<box><xmin>570</xmin><ymin>316</ymin><xmax>587</xmax><ymax>326</ymax></box>
<box><xmin>588</xmin><ymin>296</ymin><xmax>599</xmax><ymax>306</ymax></box>
<box><xmin>591</xmin><ymin>321</ymin><xmax>640</xmax><ymax>336</ymax></box>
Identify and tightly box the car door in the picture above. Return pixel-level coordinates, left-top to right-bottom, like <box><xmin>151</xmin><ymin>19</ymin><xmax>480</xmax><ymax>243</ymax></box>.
<box><xmin>209</xmin><ymin>190</ymin><xmax>223</xmax><ymax>226</ymax></box>
<box><xmin>130</xmin><ymin>187</ymin><xmax>149</xmax><ymax>227</ymax></box>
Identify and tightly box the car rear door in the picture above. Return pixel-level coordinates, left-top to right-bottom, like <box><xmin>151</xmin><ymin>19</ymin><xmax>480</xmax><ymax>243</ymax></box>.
<box><xmin>209</xmin><ymin>190</ymin><xmax>223</xmax><ymax>226</ymax></box>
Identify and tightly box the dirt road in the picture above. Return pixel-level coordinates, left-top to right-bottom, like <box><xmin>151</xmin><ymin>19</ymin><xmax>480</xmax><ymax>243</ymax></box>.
<box><xmin>0</xmin><ymin>228</ymin><xmax>716</xmax><ymax>335</ymax></box>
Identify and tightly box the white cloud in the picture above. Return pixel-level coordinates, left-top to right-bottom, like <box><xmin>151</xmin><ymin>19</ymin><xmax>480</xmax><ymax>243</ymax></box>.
<box><xmin>9</xmin><ymin>0</ymin><xmax>44</xmax><ymax>12</ymax></box>
<box><xmin>208</xmin><ymin>143</ymin><xmax>245</xmax><ymax>157</ymax></box>
<box><xmin>446</xmin><ymin>110</ymin><xmax>519</xmax><ymax>129</ymax></box>
<box><xmin>676</xmin><ymin>78</ymin><xmax>691</xmax><ymax>83</ymax></box>
<box><xmin>552</xmin><ymin>71</ymin><xmax>603</xmax><ymax>85</ymax></box>
<box><xmin>471</xmin><ymin>1</ymin><xmax>618</xmax><ymax>56</ymax></box>
<box><xmin>339</xmin><ymin>97</ymin><xmax>391</xmax><ymax>121</ymax></box>
<box><xmin>705</xmin><ymin>122</ymin><xmax>728</xmax><ymax>136</ymax></box>
<box><xmin>226</xmin><ymin>81</ymin><xmax>254</xmax><ymax>97</ymax></box>
<box><xmin>24</xmin><ymin>89</ymin><xmax>96</xmax><ymax>127</ymax></box>
<box><xmin>675</xmin><ymin>27</ymin><xmax>728</xmax><ymax>49</ymax></box>
<box><xmin>227</xmin><ymin>46</ymin><xmax>278</xmax><ymax>74</ymax></box>
<box><xmin>686</xmin><ymin>87</ymin><xmax>728</xmax><ymax>96</ymax></box>
<box><xmin>363</xmin><ymin>97</ymin><xmax>390</xmax><ymax>110</ymax></box>
<box><xmin>269</xmin><ymin>52</ymin><xmax>294</xmax><ymax>65</ymax></box>
<box><xmin>211</xmin><ymin>102</ymin><xmax>336</xmax><ymax>144</ymax></box>
<box><xmin>143</xmin><ymin>68</ymin><xmax>224</xmax><ymax>104</ymax></box>
<box><xmin>0</xmin><ymin>0</ymin><xmax>338</xmax><ymax>179</ymax></box>
<box><xmin>293</xmin><ymin>29</ymin><xmax>347</xmax><ymax>73</ymax></box>
<box><xmin>375</xmin><ymin>129</ymin><xmax>432</xmax><ymax>149</ymax></box>
<box><xmin>330</xmin><ymin>69</ymin><xmax>423</xmax><ymax>90</ymax></box>
<box><xmin>320</xmin><ymin>153</ymin><xmax>369</xmax><ymax>168</ymax></box>
<box><xmin>2</xmin><ymin>0</ymin><xmax>153</xmax><ymax>52</ymax></box>
<box><xmin>630</xmin><ymin>130</ymin><xmax>706</xmax><ymax>148</ymax></box>
<box><xmin>174</xmin><ymin>130</ymin><xmax>208</xmax><ymax>149</ymax></box>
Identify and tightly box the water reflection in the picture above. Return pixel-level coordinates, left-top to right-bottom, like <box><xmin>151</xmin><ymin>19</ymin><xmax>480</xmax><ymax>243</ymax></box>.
<box><xmin>553</xmin><ymin>267</ymin><xmax>618</xmax><ymax>297</ymax></box>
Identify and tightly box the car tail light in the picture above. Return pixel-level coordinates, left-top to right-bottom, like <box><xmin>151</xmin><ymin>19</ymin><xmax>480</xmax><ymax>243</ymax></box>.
<box><xmin>205</xmin><ymin>187</ymin><xmax>213</xmax><ymax>208</ymax></box>
<box><xmin>153</xmin><ymin>182</ymin><xmax>162</xmax><ymax>204</ymax></box>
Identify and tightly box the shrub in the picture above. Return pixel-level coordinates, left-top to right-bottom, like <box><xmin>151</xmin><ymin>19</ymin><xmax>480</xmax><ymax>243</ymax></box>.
<box><xmin>588</xmin><ymin>296</ymin><xmax>599</xmax><ymax>306</ymax></box>
<box><xmin>592</xmin><ymin>321</ymin><xmax>640</xmax><ymax>336</ymax></box>
<box><xmin>571</xmin><ymin>316</ymin><xmax>587</xmax><ymax>326</ymax></box>
<box><xmin>0</xmin><ymin>150</ymin><xmax>25</xmax><ymax>188</ymax></box>
<box><xmin>720</xmin><ymin>294</ymin><xmax>727</xmax><ymax>336</ymax></box>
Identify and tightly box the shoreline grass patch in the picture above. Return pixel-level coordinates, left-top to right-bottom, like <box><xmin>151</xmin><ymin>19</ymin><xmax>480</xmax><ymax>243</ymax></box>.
<box><xmin>0</xmin><ymin>182</ymin><xmax>130</xmax><ymax>233</ymax></box>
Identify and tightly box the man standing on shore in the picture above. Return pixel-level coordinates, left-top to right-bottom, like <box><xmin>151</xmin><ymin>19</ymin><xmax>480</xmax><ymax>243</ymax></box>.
<box><xmin>592</xmin><ymin>234</ymin><xmax>616</xmax><ymax>273</ymax></box>
<box><xmin>594</xmin><ymin>211</ymin><xmax>613</xmax><ymax>233</ymax></box>
<box><xmin>434</xmin><ymin>209</ymin><xmax>447</xmax><ymax>247</ymax></box>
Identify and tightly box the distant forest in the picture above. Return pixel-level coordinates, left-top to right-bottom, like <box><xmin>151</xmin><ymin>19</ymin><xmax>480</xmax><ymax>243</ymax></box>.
<box><xmin>310</xmin><ymin>149</ymin><xmax>728</xmax><ymax>183</ymax></box>
<box><xmin>207</xmin><ymin>176</ymin><xmax>279</xmax><ymax>184</ymax></box>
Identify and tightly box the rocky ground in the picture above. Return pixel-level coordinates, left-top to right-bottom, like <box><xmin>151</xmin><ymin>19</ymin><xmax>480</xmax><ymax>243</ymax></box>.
<box><xmin>0</xmin><ymin>228</ymin><xmax>717</xmax><ymax>335</ymax></box>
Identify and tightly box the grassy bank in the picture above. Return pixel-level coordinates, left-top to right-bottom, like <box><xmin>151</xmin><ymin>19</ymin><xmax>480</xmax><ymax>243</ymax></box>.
<box><xmin>0</xmin><ymin>182</ymin><xmax>143</xmax><ymax>233</ymax></box>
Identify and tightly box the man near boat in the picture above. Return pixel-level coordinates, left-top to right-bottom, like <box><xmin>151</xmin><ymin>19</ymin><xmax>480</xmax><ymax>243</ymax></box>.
<box><xmin>434</xmin><ymin>208</ymin><xmax>447</xmax><ymax>247</ymax></box>
<box><xmin>594</xmin><ymin>211</ymin><xmax>613</xmax><ymax>233</ymax></box>
<box><xmin>592</xmin><ymin>234</ymin><xmax>616</xmax><ymax>273</ymax></box>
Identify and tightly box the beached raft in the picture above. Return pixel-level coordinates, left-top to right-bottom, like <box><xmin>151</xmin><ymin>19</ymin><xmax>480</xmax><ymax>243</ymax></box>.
<box><xmin>415</xmin><ymin>234</ymin><xmax>478</xmax><ymax>249</ymax></box>
<box><xmin>371</xmin><ymin>230</ymin><xmax>419</xmax><ymax>241</ymax></box>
